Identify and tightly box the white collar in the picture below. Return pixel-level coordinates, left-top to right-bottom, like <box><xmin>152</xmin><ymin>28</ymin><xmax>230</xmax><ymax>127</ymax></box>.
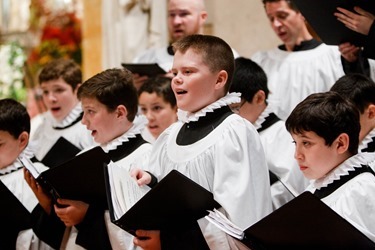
<box><xmin>312</xmin><ymin>152</ymin><xmax>375</xmax><ymax>190</ymax></box>
<box><xmin>358</xmin><ymin>128</ymin><xmax>375</xmax><ymax>151</ymax></box>
<box><xmin>51</xmin><ymin>102</ymin><xmax>82</xmax><ymax>128</ymax></box>
<box><xmin>253</xmin><ymin>103</ymin><xmax>277</xmax><ymax>130</ymax></box>
<box><xmin>0</xmin><ymin>142</ymin><xmax>36</xmax><ymax>175</ymax></box>
<box><xmin>177</xmin><ymin>92</ymin><xmax>241</xmax><ymax>123</ymax></box>
<box><xmin>100</xmin><ymin>115</ymin><xmax>147</xmax><ymax>152</ymax></box>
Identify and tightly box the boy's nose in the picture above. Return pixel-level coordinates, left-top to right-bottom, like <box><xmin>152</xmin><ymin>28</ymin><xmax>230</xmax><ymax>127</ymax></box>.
<box><xmin>272</xmin><ymin>18</ymin><xmax>282</xmax><ymax>28</ymax></box>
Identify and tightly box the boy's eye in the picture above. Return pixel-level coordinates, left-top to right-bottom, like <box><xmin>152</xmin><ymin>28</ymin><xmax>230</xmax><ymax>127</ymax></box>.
<box><xmin>302</xmin><ymin>141</ymin><xmax>311</xmax><ymax>146</ymax></box>
<box><xmin>152</xmin><ymin>106</ymin><xmax>162</xmax><ymax>112</ymax></box>
<box><xmin>140</xmin><ymin>107</ymin><xmax>147</xmax><ymax>114</ymax></box>
<box><xmin>54</xmin><ymin>88</ymin><xmax>65</xmax><ymax>93</ymax></box>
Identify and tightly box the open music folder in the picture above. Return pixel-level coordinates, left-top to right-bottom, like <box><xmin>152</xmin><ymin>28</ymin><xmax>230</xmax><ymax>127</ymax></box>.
<box><xmin>121</xmin><ymin>63</ymin><xmax>167</xmax><ymax>77</ymax></box>
<box><xmin>206</xmin><ymin>191</ymin><xmax>375</xmax><ymax>249</ymax></box>
<box><xmin>104</xmin><ymin>166</ymin><xmax>221</xmax><ymax>236</ymax></box>
<box><xmin>41</xmin><ymin>136</ymin><xmax>81</xmax><ymax>168</ymax></box>
<box><xmin>22</xmin><ymin>146</ymin><xmax>111</xmax><ymax>206</ymax></box>
<box><xmin>293</xmin><ymin>0</ymin><xmax>375</xmax><ymax>46</ymax></box>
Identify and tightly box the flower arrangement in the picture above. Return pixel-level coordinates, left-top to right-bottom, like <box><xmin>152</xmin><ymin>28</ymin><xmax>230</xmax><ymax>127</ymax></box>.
<box><xmin>27</xmin><ymin>9</ymin><xmax>82</xmax><ymax>82</ymax></box>
<box><xmin>0</xmin><ymin>42</ymin><xmax>27</xmax><ymax>102</ymax></box>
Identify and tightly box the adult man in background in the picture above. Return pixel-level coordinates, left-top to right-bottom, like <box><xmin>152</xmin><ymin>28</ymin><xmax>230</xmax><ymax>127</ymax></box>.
<box><xmin>132</xmin><ymin>0</ymin><xmax>208</xmax><ymax>89</ymax></box>
<box><xmin>252</xmin><ymin>0</ymin><xmax>373</xmax><ymax>120</ymax></box>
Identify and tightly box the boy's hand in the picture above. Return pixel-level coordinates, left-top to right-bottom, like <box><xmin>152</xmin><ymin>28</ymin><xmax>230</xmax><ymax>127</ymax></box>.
<box><xmin>133</xmin><ymin>230</ymin><xmax>161</xmax><ymax>250</ymax></box>
<box><xmin>133</xmin><ymin>74</ymin><xmax>149</xmax><ymax>90</ymax></box>
<box><xmin>130</xmin><ymin>168</ymin><xmax>152</xmax><ymax>186</ymax></box>
<box><xmin>54</xmin><ymin>198</ymin><xmax>89</xmax><ymax>226</ymax></box>
<box><xmin>24</xmin><ymin>167</ymin><xmax>52</xmax><ymax>214</ymax></box>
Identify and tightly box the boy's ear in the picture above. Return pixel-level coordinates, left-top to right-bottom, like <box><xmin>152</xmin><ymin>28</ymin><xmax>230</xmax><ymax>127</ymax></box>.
<box><xmin>116</xmin><ymin>105</ymin><xmax>128</xmax><ymax>119</ymax></box>
<box><xmin>367</xmin><ymin>104</ymin><xmax>375</xmax><ymax>119</ymax></box>
<box><xmin>73</xmin><ymin>83</ymin><xmax>81</xmax><ymax>94</ymax></box>
<box><xmin>253</xmin><ymin>90</ymin><xmax>266</xmax><ymax>105</ymax></box>
<box><xmin>335</xmin><ymin>133</ymin><xmax>349</xmax><ymax>154</ymax></box>
<box><xmin>214</xmin><ymin>70</ymin><xmax>228</xmax><ymax>90</ymax></box>
<box><xmin>18</xmin><ymin>131</ymin><xmax>29</xmax><ymax>150</ymax></box>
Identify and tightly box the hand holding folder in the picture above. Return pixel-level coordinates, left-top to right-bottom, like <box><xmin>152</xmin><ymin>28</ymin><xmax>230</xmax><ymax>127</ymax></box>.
<box><xmin>104</xmin><ymin>167</ymin><xmax>221</xmax><ymax>236</ymax></box>
<box><xmin>22</xmin><ymin>146</ymin><xmax>111</xmax><ymax>207</ymax></box>
<box><xmin>293</xmin><ymin>0</ymin><xmax>375</xmax><ymax>46</ymax></box>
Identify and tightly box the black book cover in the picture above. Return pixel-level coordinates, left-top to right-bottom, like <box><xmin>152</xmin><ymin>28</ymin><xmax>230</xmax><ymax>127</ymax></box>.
<box><xmin>0</xmin><ymin>180</ymin><xmax>31</xmax><ymax>231</ymax></box>
<box><xmin>38</xmin><ymin>146</ymin><xmax>111</xmax><ymax>206</ymax></box>
<box><xmin>293</xmin><ymin>0</ymin><xmax>375</xmax><ymax>46</ymax></box>
<box><xmin>41</xmin><ymin>136</ymin><xmax>81</xmax><ymax>168</ymax></box>
<box><xmin>241</xmin><ymin>191</ymin><xmax>375</xmax><ymax>250</ymax></box>
<box><xmin>105</xmin><ymin>169</ymin><xmax>221</xmax><ymax>236</ymax></box>
<box><xmin>122</xmin><ymin>63</ymin><xmax>167</xmax><ymax>77</ymax></box>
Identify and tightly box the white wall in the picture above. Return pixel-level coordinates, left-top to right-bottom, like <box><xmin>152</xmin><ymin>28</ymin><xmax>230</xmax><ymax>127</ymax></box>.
<box><xmin>206</xmin><ymin>0</ymin><xmax>280</xmax><ymax>57</ymax></box>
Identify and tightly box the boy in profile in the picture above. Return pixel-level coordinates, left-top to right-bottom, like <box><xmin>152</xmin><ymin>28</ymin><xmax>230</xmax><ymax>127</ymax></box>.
<box><xmin>285</xmin><ymin>91</ymin><xmax>375</xmax><ymax>242</ymax></box>
<box><xmin>0</xmin><ymin>98</ymin><xmax>52</xmax><ymax>249</ymax></box>
<box><xmin>330</xmin><ymin>73</ymin><xmax>375</xmax><ymax>156</ymax></box>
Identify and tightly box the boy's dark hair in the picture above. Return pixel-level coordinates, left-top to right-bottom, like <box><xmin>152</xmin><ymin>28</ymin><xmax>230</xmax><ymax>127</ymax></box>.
<box><xmin>78</xmin><ymin>68</ymin><xmax>138</xmax><ymax>122</ymax></box>
<box><xmin>172</xmin><ymin>34</ymin><xmax>235</xmax><ymax>92</ymax></box>
<box><xmin>229</xmin><ymin>57</ymin><xmax>269</xmax><ymax>102</ymax></box>
<box><xmin>330</xmin><ymin>73</ymin><xmax>375</xmax><ymax>114</ymax></box>
<box><xmin>138</xmin><ymin>76</ymin><xmax>176</xmax><ymax>108</ymax></box>
<box><xmin>38</xmin><ymin>58</ymin><xmax>82</xmax><ymax>90</ymax></box>
<box><xmin>0</xmin><ymin>98</ymin><xmax>30</xmax><ymax>138</ymax></box>
<box><xmin>262</xmin><ymin>0</ymin><xmax>299</xmax><ymax>12</ymax></box>
<box><xmin>285</xmin><ymin>91</ymin><xmax>360</xmax><ymax>155</ymax></box>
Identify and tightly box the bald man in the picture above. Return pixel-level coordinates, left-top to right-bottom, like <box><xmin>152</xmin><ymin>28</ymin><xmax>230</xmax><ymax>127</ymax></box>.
<box><xmin>132</xmin><ymin>0</ymin><xmax>208</xmax><ymax>88</ymax></box>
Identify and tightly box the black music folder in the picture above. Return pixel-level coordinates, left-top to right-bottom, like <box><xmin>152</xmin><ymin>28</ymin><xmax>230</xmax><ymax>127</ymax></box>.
<box><xmin>0</xmin><ymin>180</ymin><xmax>33</xmax><ymax>249</ymax></box>
<box><xmin>104</xmin><ymin>167</ymin><xmax>221</xmax><ymax>236</ymax></box>
<box><xmin>122</xmin><ymin>63</ymin><xmax>167</xmax><ymax>77</ymax></box>
<box><xmin>239</xmin><ymin>192</ymin><xmax>375</xmax><ymax>249</ymax></box>
<box><xmin>23</xmin><ymin>146</ymin><xmax>111</xmax><ymax>206</ymax></box>
<box><xmin>293</xmin><ymin>0</ymin><xmax>375</xmax><ymax>46</ymax></box>
<box><xmin>41</xmin><ymin>136</ymin><xmax>81</xmax><ymax>168</ymax></box>
<box><xmin>0</xmin><ymin>180</ymin><xmax>31</xmax><ymax>231</ymax></box>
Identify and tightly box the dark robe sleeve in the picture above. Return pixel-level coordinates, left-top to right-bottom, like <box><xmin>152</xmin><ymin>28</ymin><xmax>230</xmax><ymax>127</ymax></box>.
<box><xmin>341</xmin><ymin>50</ymin><xmax>370</xmax><ymax>77</ymax></box>
<box><xmin>74</xmin><ymin>204</ymin><xmax>112</xmax><ymax>250</ymax></box>
<box><xmin>364</xmin><ymin>21</ymin><xmax>375</xmax><ymax>60</ymax></box>
<box><xmin>160</xmin><ymin>221</ymin><xmax>210</xmax><ymax>250</ymax></box>
<box><xmin>31</xmin><ymin>204</ymin><xmax>66</xmax><ymax>249</ymax></box>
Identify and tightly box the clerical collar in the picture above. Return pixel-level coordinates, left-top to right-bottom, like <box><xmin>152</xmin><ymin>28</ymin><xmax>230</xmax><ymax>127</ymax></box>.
<box><xmin>278</xmin><ymin>39</ymin><xmax>322</xmax><ymax>52</ymax></box>
<box><xmin>52</xmin><ymin>103</ymin><xmax>83</xmax><ymax>129</ymax></box>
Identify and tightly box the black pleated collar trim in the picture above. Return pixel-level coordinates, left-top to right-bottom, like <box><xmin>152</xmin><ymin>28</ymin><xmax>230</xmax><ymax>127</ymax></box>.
<box><xmin>53</xmin><ymin>112</ymin><xmax>83</xmax><ymax>130</ymax></box>
<box><xmin>314</xmin><ymin>165</ymin><xmax>375</xmax><ymax>199</ymax></box>
<box><xmin>176</xmin><ymin>106</ymin><xmax>233</xmax><ymax>145</ymax></box>
<box><xmin>107</xmin><ymin>134</ymin><xmax>148</xmax><ymax>162</ymax></box>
